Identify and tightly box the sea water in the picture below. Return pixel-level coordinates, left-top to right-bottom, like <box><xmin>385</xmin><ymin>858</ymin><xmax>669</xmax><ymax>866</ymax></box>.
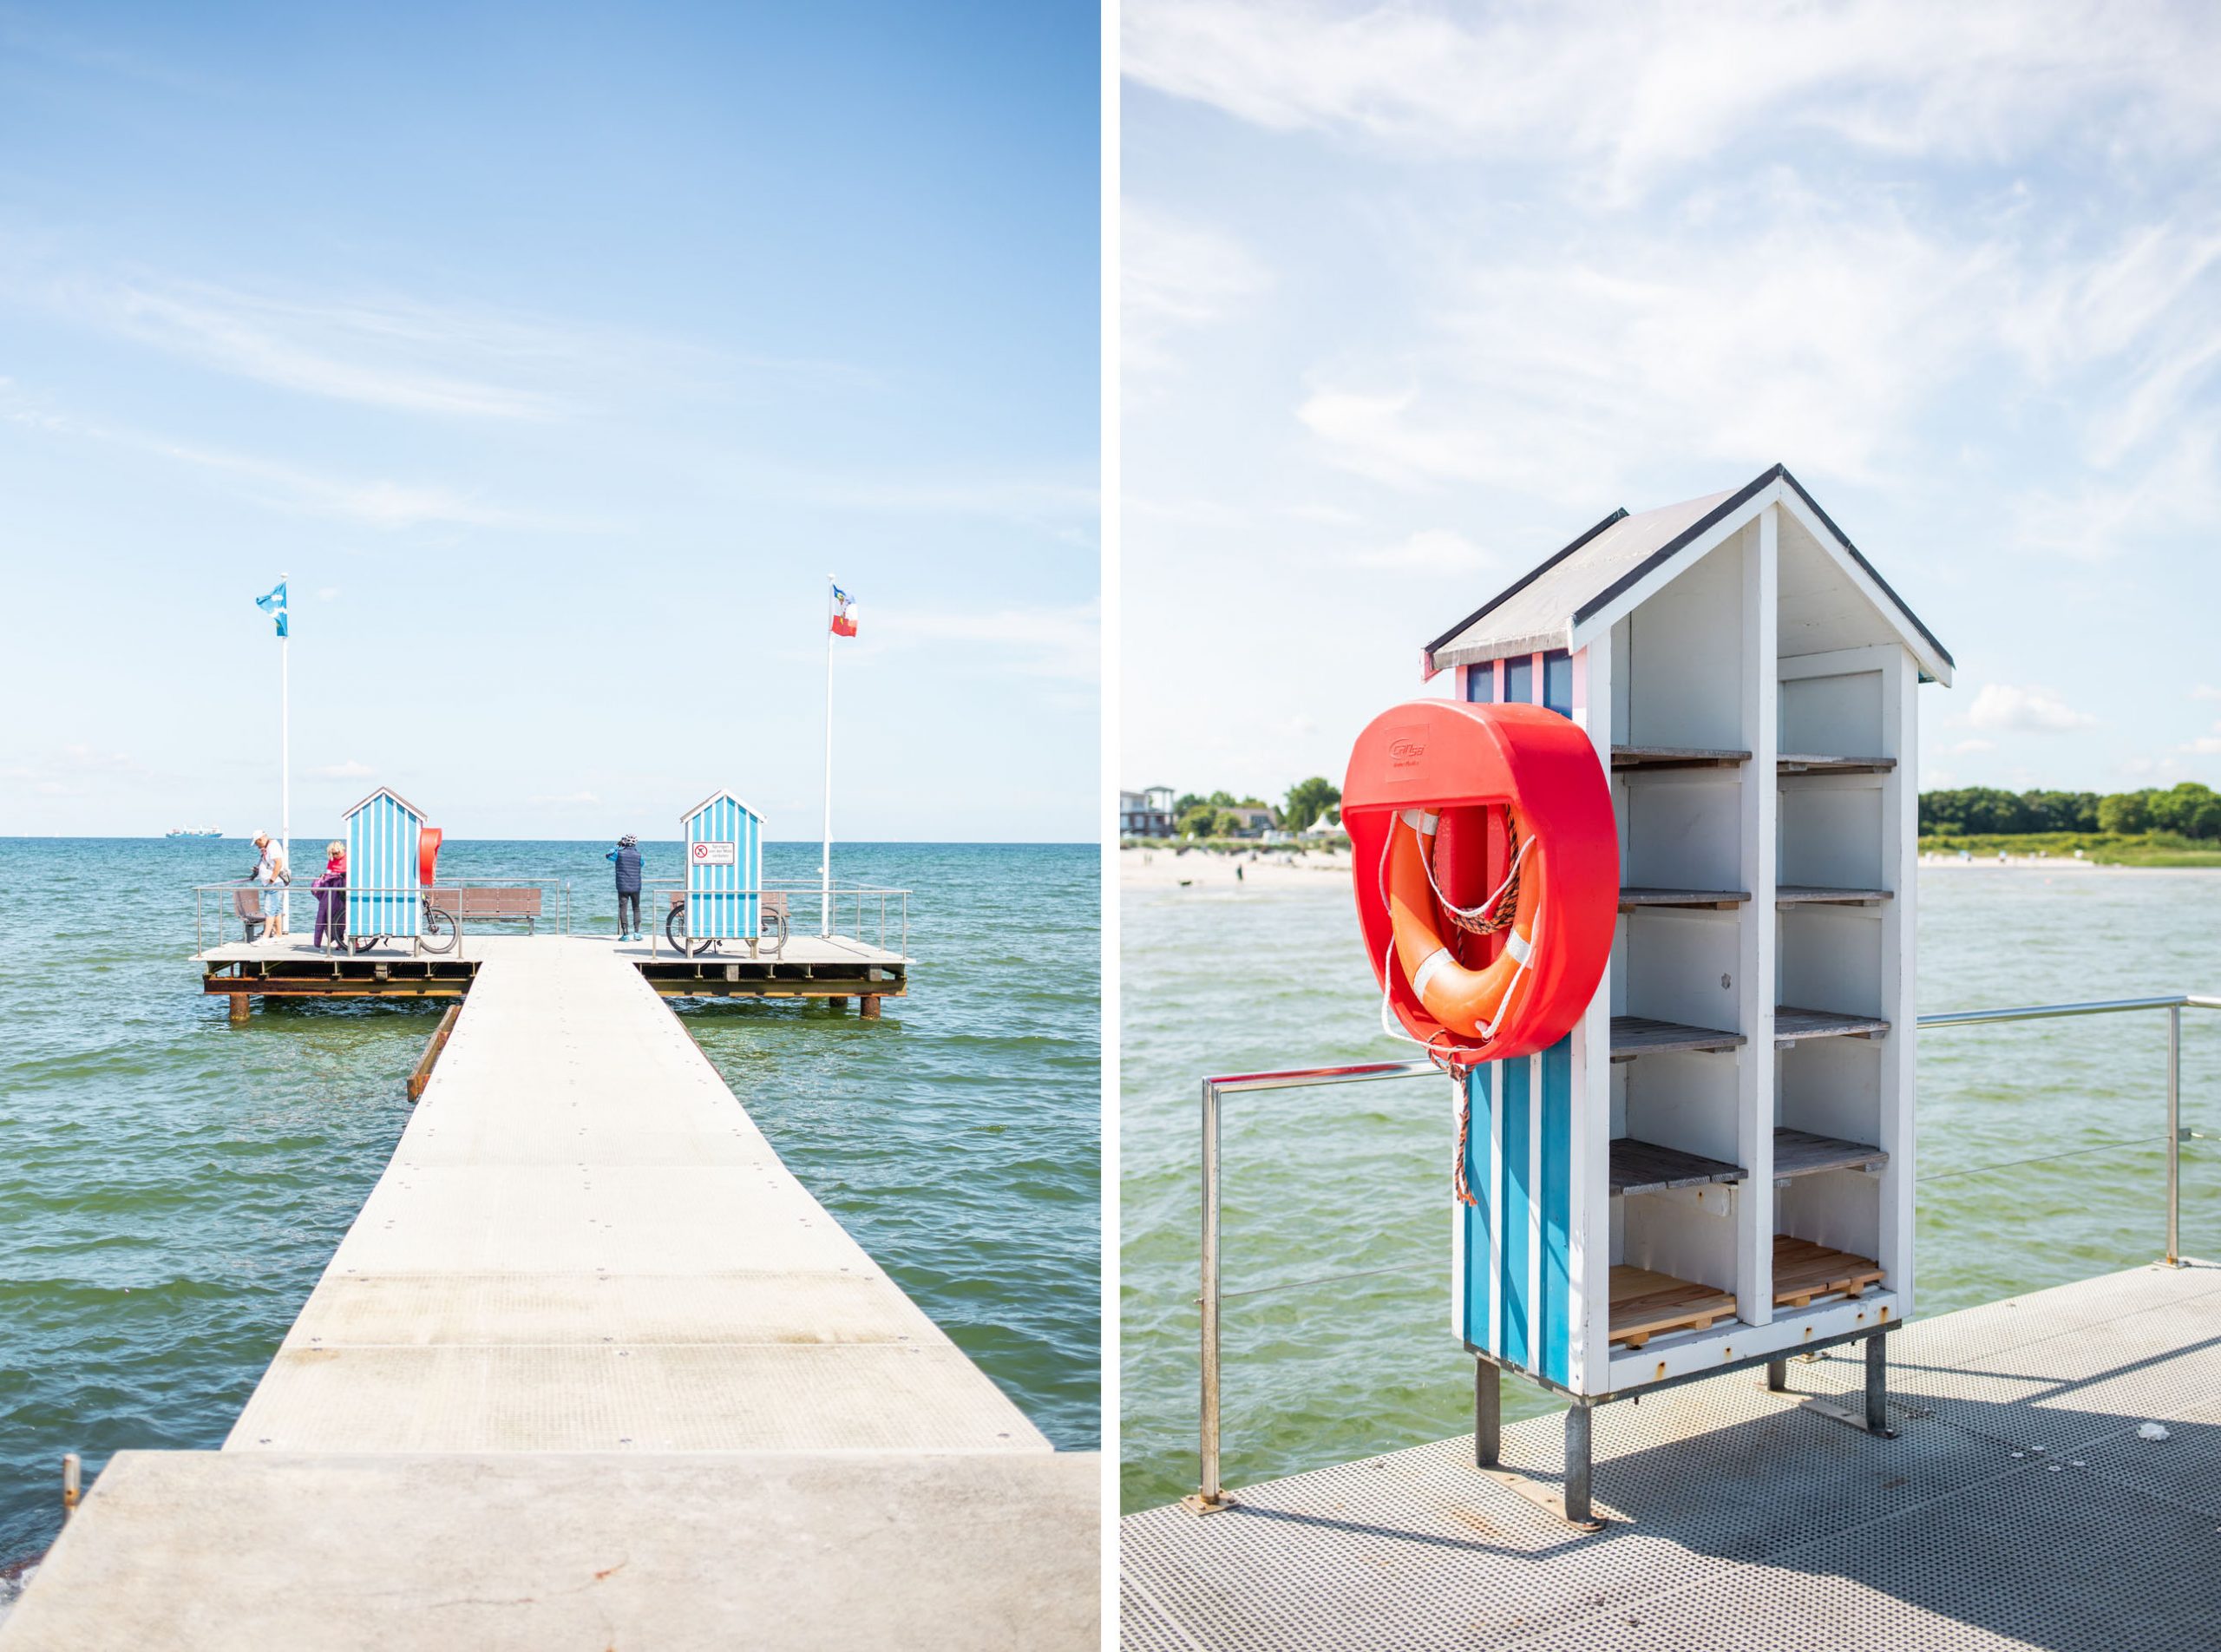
<box><xmin>0</xmin><ymin>837</ymin><xmax>1099</xmax><ymax>1570</ymax></box>
<box><xmin>1120</xmin><ymin>864</ymin><xmax>2221</xmax><ymax>1511</ymax></box>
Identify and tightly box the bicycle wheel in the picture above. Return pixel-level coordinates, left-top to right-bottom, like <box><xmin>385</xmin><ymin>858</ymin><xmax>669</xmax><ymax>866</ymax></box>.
<box><xmin>420</xmin><ymin>905</ymin><xmax>458</xmax><ymax>954</ymax></box>
<box><xmin>351</xmin><ymin>935</ymin><xmax>382</xmax><ymax>954</ymax></box>
<box><xmin>665</xmin><ymin>903</ymin><xmax>688</xmax><ymax>953</ymax></box>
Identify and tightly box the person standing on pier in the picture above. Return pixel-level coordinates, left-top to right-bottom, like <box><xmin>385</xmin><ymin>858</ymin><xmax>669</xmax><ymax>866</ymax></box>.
<box><xmin>312</xmin><ymin>840</ymin><xmax>347</xmax><ymax>950</ymax></box>
<box><xmin>607</xmin><ymin>833</ymin><xmax>644</xmax><ymax>941</ymax></box>
<box><xmin>250</xmin><ymin>830</ymin><xmax>291</xmax><ymax>941</ymax></box>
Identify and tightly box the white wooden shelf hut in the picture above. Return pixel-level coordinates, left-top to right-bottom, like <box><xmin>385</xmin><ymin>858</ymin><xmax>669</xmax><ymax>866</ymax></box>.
<box><xmin>1420</xmin><ymin>464</ymin><xmax>1950</xmax><ymax>1486</ymax></box>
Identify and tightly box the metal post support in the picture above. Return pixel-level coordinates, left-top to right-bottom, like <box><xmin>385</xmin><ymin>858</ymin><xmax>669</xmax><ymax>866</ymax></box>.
<box><xmin>1475</xmin><ymin>1359</ymin><xmax>1501</xmax><ymax>1467</ymax></box>
<box><xmin>62</xmin><ymin>1453</ymin><xmax>80</xmax><ymax>1523</ymax></box>
<box><xmin>828</xmin><ymin>996</ymin><xmax>849</xmax><ymax>1012</ymax></box>
<box><xmin>2167</xmin><ymin>1004</ymin><xmax>2182</xmax><ymax>1265</ymax></box>
<box><xmin>1563</xmin><ymin>1405</ymin><xmax>1593</xmax><ymax>1525</ymax></box>
<box><xmin>1188</xmin><ymin>1077</ymin><xmax>1230</xmax><ymax>1513</ymax></box>
<box><xmin>1766</xmin><ymin>1359</ymin><xmax>1789</xmax><ymax>1393</ymax></box>
<box><xmin>861</xmin><ymin>996</ymin><xmax>881</xmax><ymax>1019</ymax></box>
<box><xmin>228</xmin><ymin>993</ymin><xmax>250</xmax><ymax>1026</ymax></box>
<box><xmin>1864</xmin><ymin>1332</ymin><xmax>1888</xmax><ymax>1435</ymax></box>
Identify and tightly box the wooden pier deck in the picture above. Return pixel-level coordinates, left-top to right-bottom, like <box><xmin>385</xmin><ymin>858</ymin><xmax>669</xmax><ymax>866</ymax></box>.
<box><xmin>1123</xmin><ymin>1260</ymin><xmax>2221</xmax><ymax>1651</ymax></box>
<box><xmin>196</xmin><ymin>930</ymin><xmax>908</xmax><ymax>1014</ymax></box>
<box><xmin>3</xmin><ymin>939</ymin><xmax>1093</xmax><ymax>1649</ymax></box>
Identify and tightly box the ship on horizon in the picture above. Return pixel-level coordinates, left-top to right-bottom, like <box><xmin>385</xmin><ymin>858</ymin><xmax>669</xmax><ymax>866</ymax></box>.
<box><xmin>163</xmin><ymin>828</ymin><xmax>222</xmax><ymax>838</ymax></box>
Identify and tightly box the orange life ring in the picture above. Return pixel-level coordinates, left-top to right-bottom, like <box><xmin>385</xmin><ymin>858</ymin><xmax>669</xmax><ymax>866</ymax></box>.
<box><xmin>1386</xmin><ymin>806</ymin><xmax>1540</xmax><ymax>1039</ymax></box>
<box><xmin>1345</xmin><ymin>700</ymin><xmax>1618</xmax><ymax>1064</ymax></box>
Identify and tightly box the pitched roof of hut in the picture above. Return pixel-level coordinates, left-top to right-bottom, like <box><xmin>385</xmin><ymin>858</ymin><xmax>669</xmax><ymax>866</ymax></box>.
<box><xmin>1422</xmin><ymin>463</ymin><xmax>1953</xmax><ymax>685</ymax></box>
<box><xmin>344</xmin><ymin>785</ymin><xmax>426</xmax><ymax>819</ymax></box>
<box><xmin>681</xmin><ymin>787</ymin><xmax>763</xmax><ymax>823</ymax></box>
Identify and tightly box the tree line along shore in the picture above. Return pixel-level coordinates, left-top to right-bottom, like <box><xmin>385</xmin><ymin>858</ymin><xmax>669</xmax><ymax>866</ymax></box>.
<box><xmin>1128</xmin><ymin>778</ymin><xmax>2221</xmax><ymax>869</ymax></box>
<box><xmin>1919</xmin><ymin>782</ymin><xmax>2221</xmax><ymax>867</ymax></box>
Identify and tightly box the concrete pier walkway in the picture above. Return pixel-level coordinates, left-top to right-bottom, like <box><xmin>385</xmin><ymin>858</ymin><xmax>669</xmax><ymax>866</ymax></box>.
<box><xmin>5</xmin><ymin>940</ymin><xmax>1096</xmax><ymax>1648</ymax></box>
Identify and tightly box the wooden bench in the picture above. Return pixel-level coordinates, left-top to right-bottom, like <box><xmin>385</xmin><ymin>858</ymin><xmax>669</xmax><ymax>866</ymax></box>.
<box><xmin>428</xmin><ymin>888</ymin><xmax>543</xmax><ymax>933</ymax></box>
<box><xmin>233</xmin><ymin>885</ymin><xmax>267</xmax><ymax>941</ymax></box>
<box><xmin>665</xmin><ymin>890</ymin><xmax>789</xmax><ymax>958</ymax></box>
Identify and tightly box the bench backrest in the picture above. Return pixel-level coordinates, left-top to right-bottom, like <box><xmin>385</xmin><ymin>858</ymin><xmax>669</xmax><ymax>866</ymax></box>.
<box><xmin>233</xmin><ymin>887</ymin><xmax>261</xmax><ymax>919</ymax></box>
<box><xmin>429</xmin><ymin>888</ymin><xmax>542</xmax><ymax>918</ymax></box>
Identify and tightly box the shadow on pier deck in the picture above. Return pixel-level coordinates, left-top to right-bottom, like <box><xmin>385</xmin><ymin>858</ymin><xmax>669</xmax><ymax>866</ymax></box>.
<box><xmin>1123</xmin><ymin>1260</ymin><xmax>2221</xmax><ymax>1651</ymax></box>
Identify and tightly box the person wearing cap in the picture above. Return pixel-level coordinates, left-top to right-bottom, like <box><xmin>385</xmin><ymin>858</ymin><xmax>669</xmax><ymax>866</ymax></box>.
<box><xmin>249</xmin><ymin>831</ymin><xmax>291</xmax><ymax>941</ymax></box>
<box><xmin>606</xmin><ymin>833</ymin><xmax>645</xmax><ymax>941</ymax></box>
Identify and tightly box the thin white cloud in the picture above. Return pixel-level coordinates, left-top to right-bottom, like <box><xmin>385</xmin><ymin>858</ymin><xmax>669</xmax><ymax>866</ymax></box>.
<box><xmin>1</xmin><ymin>394</ymin><xmax>607</xmax><ymax>533</ymax></box>
<box><xmin>1124</xmin><ymin>1</ymin><xmax>2221</xmax><ymax>199</ymax></box>
<box><xmin>307</xmin><ymin>760</ymin><xmax>374</xmax><ymax>780</ymax></box>
<box><xmin>886</xmin><ymin>602</ymin><xmax>1102</xmax><ymax>684</ymax></box>
<box><xmin>41</xmin><ymin>275</ymin><xmax>578</xmax><ymax>419</ymax></box>
<box><xmin>1966</xmin><ymin>683</ymin><xmax>2098</xmax><ymax>733</ymax></box>
<box><xmin>529</xmin><ymin>790</ymin><xmax>601</xmax><ymax>806</ymax></box>
<box><xmin>2195</xmin><ymin>685</ymin><xmax>2221</xmax><ymax>701</ymax></box>
<box><xmin>2009</xmin><ymin>425</ymin><xmax>2221</xmax><ymax>560</ymax></box>
<box><xmin>1353</xmin><ymin>528</ymin><xmax>1501</xmax><ymax>576</ymax></box>
<box><xmin>1124</xmin><ymin>202</ymin><xmax>1271</xmax><ymax>377</ymax></box>
<box><xmin>1949</xmin><ymin>738</ymin><xmax>1998</xmax><ymax>755</ymax></box>
<box><xmin>1297</xmin><ymin>194</ymin><xmax>2000</xmax><ymax>502</ymax></box>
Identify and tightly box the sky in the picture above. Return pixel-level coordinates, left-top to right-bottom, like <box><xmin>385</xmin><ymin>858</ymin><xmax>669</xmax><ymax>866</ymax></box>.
<box><xmin>1121</xmin><ymin>0</ymin><xmax>2221</xmax><ymax>805</ymax></box>
<box><xmin>0</xmin><ymin>1</ymin><xmax>1098</xmax><ymax>842</ymax></box>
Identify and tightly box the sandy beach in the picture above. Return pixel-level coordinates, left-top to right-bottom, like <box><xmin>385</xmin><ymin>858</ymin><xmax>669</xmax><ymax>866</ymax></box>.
<box><xmin>1121</xmin><ymin>843</ymin><xmax>1352</xmax><ymax>887</ymax></box>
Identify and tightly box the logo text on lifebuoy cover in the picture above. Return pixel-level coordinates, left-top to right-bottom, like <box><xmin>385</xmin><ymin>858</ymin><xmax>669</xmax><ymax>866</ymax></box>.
<box><xmin>1385</xmin><ymin>723</ymin><xmax>1431</xmax><ymax>770</ymax></box>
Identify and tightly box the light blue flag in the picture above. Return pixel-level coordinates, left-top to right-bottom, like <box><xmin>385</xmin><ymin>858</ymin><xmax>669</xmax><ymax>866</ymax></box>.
<box><xmin>254</xmin><ymin>580</ymin><xmax>289</xmax><ymax>639</ymax></box>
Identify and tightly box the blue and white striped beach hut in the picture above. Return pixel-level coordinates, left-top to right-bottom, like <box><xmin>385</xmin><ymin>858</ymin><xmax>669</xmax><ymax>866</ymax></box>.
<box><xmin>344</xmin><ymin>786</ymin><xmax>424</xmax><ymax>939</ymax></box>
<box><xmin>681</xmin><ymin>790</ymin><xmax>763</xmax><ymax>941</ymax></box>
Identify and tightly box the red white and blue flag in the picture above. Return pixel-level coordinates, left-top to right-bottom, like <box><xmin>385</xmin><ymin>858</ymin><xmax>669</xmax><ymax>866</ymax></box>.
<box><xmin>830</xmin><ymin>585</ymin><xmax>858</xmax><ymax>638</ymax></box>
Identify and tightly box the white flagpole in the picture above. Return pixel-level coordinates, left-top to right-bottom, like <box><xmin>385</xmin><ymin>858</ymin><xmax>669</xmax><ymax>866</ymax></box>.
<box><xmin>820</xmin><ymin>574</ymin><xmax>835</xmax><ymax>939</ymax></box>
<box><xmin>280</xmin><ymin>572</ymin><xmax>291</xmax><ymax>938</ymax></box>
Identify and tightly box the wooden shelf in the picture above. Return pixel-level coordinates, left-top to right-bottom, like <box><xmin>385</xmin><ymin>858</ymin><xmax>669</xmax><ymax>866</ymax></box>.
<box><xmin>1777</xmin><ymin>884</ymin><xmax>1892</xmax><ymax>906</ymax></box>
<box><xmin>1620</xmin><ymin>886</ymin><xmax>1751</xmax><ymax>910</ymax></box>
<box><xmin>1772</xmin><ymin>1236</ymin><xmax>1884</xmax><ymax>1308</ymax></box>
<box><xmin>1613</xmin><ymin>744</ymin><xmax>1751</xmax><ymax>771</ymax></box>
<box><xmin>1609</xmin><ymin>1264</ymin><xmax>1738</xmax><ymax>1349</ymax></box>
<box><xmin>1610</xmin><ymin>1137</ymin><xmax>1744</xmax><ymax>1196</ymax></box>
<box><xmin>1609</xmin><ymin>1015</ymin><xmax>1746</xmax><ymax>1062</ymax></box>
<box><xmin>1773</xmin><ymin>1005</ymin><xmax>1890</xmax><ymax>1044</ymax></box>
<box><xmin>1773</xmin><ymin>1127</ymin><xmax>1887</xmax><ymax>1180</ymax></box>
<box><xmin>1777</xmin><ymin>753</ymin><xmax>1897</xmax><ymax>776</ymax></box>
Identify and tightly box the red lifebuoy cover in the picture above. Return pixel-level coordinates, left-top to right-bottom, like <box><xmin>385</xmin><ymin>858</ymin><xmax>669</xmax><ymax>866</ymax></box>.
<box><xmin>1344</xmin><ymin>700</ymin><xmax>1619</xmax><ymax>1063</ymax></box>
<box><xmin>418</xmin><ymin>827</ymin><xmax>443</xmax><ymax>888</ymax></box>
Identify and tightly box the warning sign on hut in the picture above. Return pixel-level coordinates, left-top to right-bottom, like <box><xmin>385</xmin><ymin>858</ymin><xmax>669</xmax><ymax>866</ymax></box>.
<box><xmin>691</xmin><ymin>841</ymin><xmax>737</xmax><ymax>866</ymax></box>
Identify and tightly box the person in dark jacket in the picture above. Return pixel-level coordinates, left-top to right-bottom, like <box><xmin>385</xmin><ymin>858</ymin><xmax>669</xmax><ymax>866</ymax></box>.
<box><xmin>607</xmin><ymin>834</ymin><xmax>644</xmax><ymax>940</ymax></box>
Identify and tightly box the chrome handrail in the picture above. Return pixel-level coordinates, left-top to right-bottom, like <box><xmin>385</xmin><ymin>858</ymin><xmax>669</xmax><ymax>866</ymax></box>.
<box><xmin>1187</xmin><ymin>994</ymin><xmax>2219</xmax><ymax>1511</ymax></box>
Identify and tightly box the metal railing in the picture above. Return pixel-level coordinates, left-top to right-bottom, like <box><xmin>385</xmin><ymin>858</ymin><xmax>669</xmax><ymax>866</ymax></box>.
<box><xmin>193</xmin><ymin>881</ymin><xmax>573</xmax><ymax>952</ymax></box>
<box><xmin>1189</xmin><ymin>993</ymin><xmax>2221</xmax><ymax>1510</ymax></box>
<box><xmin>639</xmin><ymin>879</ymin><xmax>910</xmax><ymax>956</ymax></box>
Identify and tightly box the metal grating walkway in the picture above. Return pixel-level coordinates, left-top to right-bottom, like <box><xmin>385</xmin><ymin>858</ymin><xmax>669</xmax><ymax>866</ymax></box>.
<box><xmin>1122</xmin><ymin>1260</ymin><xmax>2221</xmax><ymax>1651</ymax></box>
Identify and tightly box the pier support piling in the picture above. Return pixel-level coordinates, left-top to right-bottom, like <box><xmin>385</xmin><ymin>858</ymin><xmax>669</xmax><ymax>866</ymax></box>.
<box><xmin>1474</xmin><ymin>1359</ymin><xmax>1500</xmax><ymax>1467</ymax></box>
<box><xmin>1766</xmin><ymin>1358</ymin><xmax>1789</xmax><ymax>1393</ymax></box>
<box><xmin>1563</xmin><ymin>1405</ymin><xmax>1593</xmax><ymax>1526</ymax></box>
<box><xmin>227</xmin><ymin>993</ymin><xmax>250</xmax><ymax>1026</ymax></box>
<box><xmin>862</xmin><ymin>995</ymin><xmax>881</xmax><ymax>1019</ymax></box>
<box><xmin>828</xmin><ymin>996</ymin><xmax>850</xmax><ymax>1013</ymax></box>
